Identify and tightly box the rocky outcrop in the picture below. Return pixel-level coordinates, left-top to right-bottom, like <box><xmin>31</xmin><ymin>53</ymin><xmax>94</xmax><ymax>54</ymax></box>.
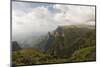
<box><xmin>12</xmin><ymin>41</ymin><xmax>21</xmax><ymax>51</ymax></box>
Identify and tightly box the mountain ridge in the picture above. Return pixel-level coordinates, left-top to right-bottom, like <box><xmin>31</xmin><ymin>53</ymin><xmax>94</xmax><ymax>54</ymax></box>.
<box><xmin>12</xmin><ymin>25</ymin><xmax>96</xmax><ymax>65</ymax></box>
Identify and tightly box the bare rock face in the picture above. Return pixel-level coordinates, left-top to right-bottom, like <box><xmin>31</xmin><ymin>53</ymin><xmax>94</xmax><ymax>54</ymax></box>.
<box><xmin>46</xmin><ymin>25</ymin><xmax>95</xmax><ymax>57</ymax></box>
<box><xmin>53</xmin><ymin>26</ymin><xmax>64</xmax><ymax>37</ymax></box>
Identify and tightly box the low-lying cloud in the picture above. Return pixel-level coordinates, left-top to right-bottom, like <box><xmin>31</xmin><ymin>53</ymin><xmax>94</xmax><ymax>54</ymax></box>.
<box><xmin>12</xmin><ymin>1</ymin><xmax>95</xmax><ymax>40</ymax></box>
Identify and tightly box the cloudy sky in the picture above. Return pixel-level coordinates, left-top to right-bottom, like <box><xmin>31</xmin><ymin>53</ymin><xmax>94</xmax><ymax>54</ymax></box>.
<box><xmin>12</xmin><ymin>1</ymin><xmax>95</xmax><ymax>37</ymax></box>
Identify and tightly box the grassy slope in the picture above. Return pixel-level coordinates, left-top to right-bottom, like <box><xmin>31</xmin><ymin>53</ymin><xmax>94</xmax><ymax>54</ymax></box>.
<box><xmin>12</xmin><ymin>48</ymin><xmax>69</xmax><ymax>65</ymax></box>
<box><xmin>12</xmin><ymin>25</ymin><xmax>96</xmax><ymax>65</ymax></box>
<box><xmin>70</xmin><ymin>46</ymin><xmax>96</xmax><ymax>62</ymax></box>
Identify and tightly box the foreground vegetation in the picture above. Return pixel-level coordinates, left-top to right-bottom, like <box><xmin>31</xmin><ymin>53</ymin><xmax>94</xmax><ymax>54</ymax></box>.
<box><xmin>12</xmin><ymin>25</ymin><xmax>96</xmax><ymax>66</ymax></box>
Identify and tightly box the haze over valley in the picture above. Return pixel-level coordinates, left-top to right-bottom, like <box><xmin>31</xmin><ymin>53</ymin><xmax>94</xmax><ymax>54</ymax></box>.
<box><xmin>12</xmin><ymin>1</ymin><xmax>96</xmax><ymax>66</ymax></box>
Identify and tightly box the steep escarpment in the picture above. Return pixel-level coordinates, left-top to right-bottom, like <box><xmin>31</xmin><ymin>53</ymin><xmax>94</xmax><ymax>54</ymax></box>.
<box><xmin>46</xmin><ymin>25</ymin><xmax>96</xmax><ymax>58</ymax></box>
<box><xmin>12</xmin><ymin>25</ymin><xmax>96</xmax><ymax>65</ymax></box>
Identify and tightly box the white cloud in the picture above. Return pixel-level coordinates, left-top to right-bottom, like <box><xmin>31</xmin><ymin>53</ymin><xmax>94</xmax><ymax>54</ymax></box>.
<box><xmin>12</xmin><ymin>6</ymin><xmax>56</xmax><ymax>36</ymax></box>
<box><xmin>12</xmin><ymin>2</ymin><xmax>95</xmax><ymax>37</ymax></box>
<box><xmin>54</xmin><ymin>4</ymin><xmax>95</xmax><ymax>24</ymax></box>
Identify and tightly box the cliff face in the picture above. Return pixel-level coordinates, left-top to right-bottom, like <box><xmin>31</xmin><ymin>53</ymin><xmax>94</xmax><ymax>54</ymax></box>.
<box><xmin>12</xmin><ymin>25</ymin><xmax>96</xmax><ymax>65</ymax></box>
<box><xmin>45</xmin><ymin>25</ymin><xmax>96</xmax><ymax>58</ymax></box>
<box><xmin>54</xmin><ymin>26</ymin><xmax>64</xmax><ymax>37</ymax></box>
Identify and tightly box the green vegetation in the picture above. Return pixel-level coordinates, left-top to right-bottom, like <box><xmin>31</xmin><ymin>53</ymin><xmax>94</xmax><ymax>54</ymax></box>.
<box><xmin>12</xmin><ymin>48</ymin><xmax>49</xmax><ymax>65</ymax></box>
<box><xmin>12</xmin><ymin>48</ymin><xmax>69</xmax><ymax>65</ymax></box>
<box><xmin>70</xmin><ymin>46</ymin><xmax>96</xmax><ymax>62</ymax></box>
<box><xmin>12</xmin><ymin>25</ymin><xmax>96</xmax><ymax>66</ymax></box>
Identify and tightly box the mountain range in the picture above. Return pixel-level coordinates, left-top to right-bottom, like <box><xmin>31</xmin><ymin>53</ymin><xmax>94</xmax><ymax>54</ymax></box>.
<box><xmin>12</xmin><ymin>24</ymin><xmax>96</xmax><ymax>65</ymax></box>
